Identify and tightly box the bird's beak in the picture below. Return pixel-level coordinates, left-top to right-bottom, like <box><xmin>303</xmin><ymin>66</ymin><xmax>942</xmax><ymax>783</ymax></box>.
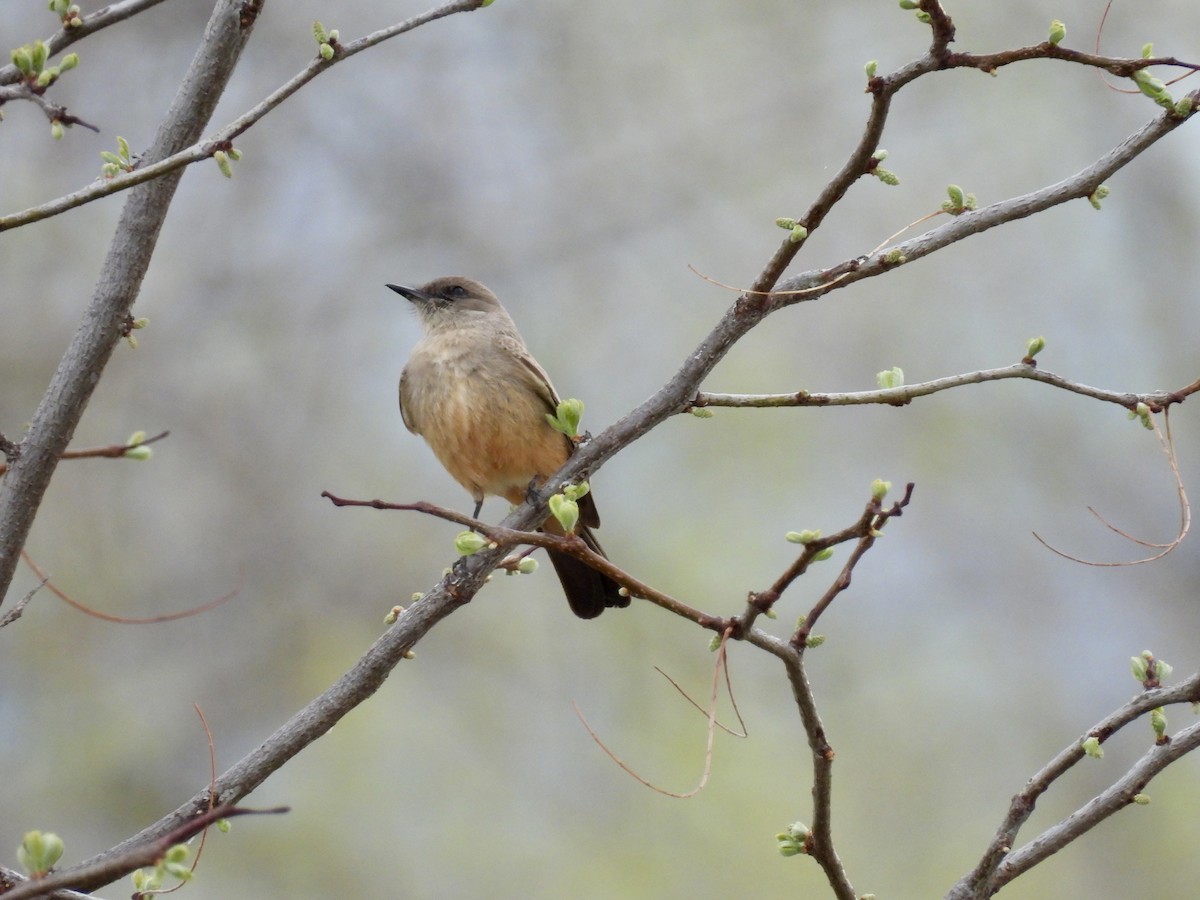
<box><xmin>386</xmin><ymin>284</ymin><xmax>430</xmax><ymax>304</ymax></box>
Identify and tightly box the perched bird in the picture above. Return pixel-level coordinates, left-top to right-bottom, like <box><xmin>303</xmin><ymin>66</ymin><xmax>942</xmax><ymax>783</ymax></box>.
<box><xmin>389</xmin><ymin>277</ymin><xmax>628</xmax><ymax>619</ymax></box>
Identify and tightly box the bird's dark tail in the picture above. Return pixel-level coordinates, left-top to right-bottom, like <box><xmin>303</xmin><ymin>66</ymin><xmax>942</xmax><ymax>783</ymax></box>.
<box><xmin>548</xmin><ymin>525</ymin><xmax>629</xmax><ymax>619</ymax></box>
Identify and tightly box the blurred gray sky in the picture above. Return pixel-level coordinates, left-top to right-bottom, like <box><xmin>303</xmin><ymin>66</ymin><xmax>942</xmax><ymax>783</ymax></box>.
<box><xmin>2</xmin><ymin>1</ymin><xmax>1199</xmax><ymax>897</ymax></box>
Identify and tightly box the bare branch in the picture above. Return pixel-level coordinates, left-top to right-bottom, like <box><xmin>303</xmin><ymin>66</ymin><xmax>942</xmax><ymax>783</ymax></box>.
<box><xmin>0</xmin><ymin>0</ymin><xmax>488</xmax><ymax>233</ymax></box>
<box><xmin>693</xmin><ymin>368</ymin><xmax>1200</xmax><ymax>413</ymax></box>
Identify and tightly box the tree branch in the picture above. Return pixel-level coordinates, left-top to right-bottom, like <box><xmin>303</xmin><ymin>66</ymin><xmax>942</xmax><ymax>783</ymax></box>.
<box><xmin>0</xmin><ymin>1</ymin><xmax>261</xmax><ymax>607</ymax></box>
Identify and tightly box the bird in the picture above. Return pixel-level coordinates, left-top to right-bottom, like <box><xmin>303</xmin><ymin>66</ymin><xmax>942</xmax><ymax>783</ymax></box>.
<box><xmin>388</xmin><ymin>276</ymin><xmax>629</xmax><ymax>619</ymax></box>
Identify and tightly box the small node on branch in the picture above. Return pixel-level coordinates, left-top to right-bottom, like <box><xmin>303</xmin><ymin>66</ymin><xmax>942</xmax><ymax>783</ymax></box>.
<box><xmin>941</xmin><ymin>183</ymin><xmax>977</xmax><ymax>214</ymax></box>
<box><xmin>1081</xmin><ymin>735</ymin><xmax>1104</xmax><ymax>758</ymax></box>
<box><xmin>48</xmin><ymin>0</ymin><xmax>83</xmax><ymax>28</ymax></box>
<box><xmin>312</xmin><ymin>21</ymin><xmax>341</xmax><ymax>61</ymax></box>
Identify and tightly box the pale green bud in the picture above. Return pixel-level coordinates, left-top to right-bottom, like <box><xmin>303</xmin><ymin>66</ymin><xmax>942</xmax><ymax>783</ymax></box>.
<box><xmin>946</xmin><ymin>184</ymin><xmax>965</xmax><ymax>208</ymax></box>
<box><xmin>1141</xmin><ymin>43</ymin><xmax>1153</xmax><ymax>59</ymax></box>
<box><xmin>127</xmin><ymin>431</ymin><xmax>147</xmax><ymax>445</ymax></box>
<box><xmin>789</xmin><ymin>224</ymin><xmax>808</xmax><ymax>243</ymax></box>
<box><xmin>884</xmin><ymin>249</ymin><xmax>906</xmax><ymax>264</ymax></box>
<box><xmin>813</xmin><ymin>548</ymin><xmax>834</xmax><ymax>561</ymax></box>
<box><xmin>1151</xmin><ymin>706</ymin><xmax>1167</xmax><ymax>738</ymax></box>
<box><xmin>1048</xmin><ymin>21</ymin><xmax>1066</xmax><ymax>46</ymax></box>
<box><xmin>546</xmin><ymin>398</ymin><xmax>585</xmax><ymax>437</ymax></box>
<box><xmin>690</xmin><ymin>407</ymin><xmax>714</xmax><ymax>418</ymax></box>
<box><xmin>50</xmin><ymin>119</ymin><xmax>64</xmax><ymax>139</ymax></box>
<box><xmin>786</xmin><ymin>529</ymin><xmax>821</xmax><ymax>544</ymax></box>
<box><xmin>775</xmin><ymin>217</ymin><xmax>797</xmax><ymax>230</ymax></box>
<box><xmin>403</xmin><ymin>649</ymin><xmax>416</xmax><ymax>659</ymax></box>
<box><xmin>59</xmin><ymin>52</ymin><xmax>78</xmax><ymax>72</ymax></box>
<box><xmin>872</xmin><ymin>148</ymin><xmax>888</xmax><ymax>161</ymax></box>
<box><xmin>786</xmin><ymin>821</ymin><xmax>810</xmax><ymax>840</ymax></box>
<box><xmin>874</xmin><ymin>167</ymin><xmax>900</xmax><ymax>185</ymax></box>
<box><xmin>1156</xmin><ymin>659</ymin><xmax>1173</xmax><ymax>681</ymax></box>
<box><xmin>1132</xmin><ymin>793</ymin><xmax>1151</xmax><ymax>805</ymax></box>
<box><xmin>876</xmin><ymin>366</ymin><xmax>904</xmax><ymax>389</ymax></box>
<box><xmin>481</xmin><ymin>0</ymin><xmax>496</xmax><ymax>6</ymax></box>
<box><xmin>101</xmin><ymin>151</ymin><xmax>125</xmax><ymax>166</ymax></box>
<box><xmin>384</xmin><ymin>606</ymin><xmax>402</xmax><ymax>625</ymax></box>
<box><xmin>12</xmin><ymin>47</ymin><xmax>33</xmax><ymax>75</ymax></box>
<box><xmin>709</xmin><ymin>634</ymin><xmax>721</xmax><ymax>652</ymax></box>
<box><xmin>897</xmin><ymin>0</ymin><xmax>918</xmax><ymax>8</ymax></box>
<box><xmin>454</xmin><ymin>530</ymin><xmax>488</xmax><ymax>555</ymax></box>
<box><xmin>1130</xmin><ymin>654</ymin><xmax>1149</xmax><ymax>682</ymax></box>
<box><xmin>36</xmin><ymin>69</ymin><xmax>54</xmax><ymax>87</ymax></box>
<box><xmin>123</xmin><ymin>445</ymin><xmax>152</xmax><ymax>460</ymax></box>
<box><xmin>915</xmin><ymin>10</ymin><xmax>932</xmax><ymax>23</ymax></box>
<box><xmin>327</xmin><ymin>30</ymin><xmax>339</xmax><ymax>41</ymax></box>
<box><xmin>214</xmin><ymin>149</ymin><xmax>233</xmax><ymax>178</ymax></box>
<box><xmin>319</xmin><ymin>42</ymin><xmax>334</xmax><ymax>61</ymax></box>
<box><xmin>1173</xmin><ymin>97</ymin><xmax>1193</xmax><ymax>117</ymax></box>
<box><xmin>805</xmin><ymin>634</ymin><xmax>826</xmax><ymax>648</ymax></box>
<box><xmin>30</xmin><ymin>40</ymin><xmax>47</xmax><ymax>72</ymax></box>
<box><xmin>117</xmin><ymin>135</ymin><xmax>130</xmax><ymax>160</ymax></box>
<box><xmin>864</xmin><ymin>60</ymin><xmax>878</xmax><ymax>78</ymax></box>
<box><xmin>1087</xmin><ymin>185</ymin><xmax>1110</xmax><ymax>211</ymax></box>
<box><xmin>1025</xmin><ymin>335</ymin><xmax>1045</xmax><ymax>358</ymax></box>
<box><xmin>18</xmin><ymin>830</ymin><xmax>64</xmax><ymax>877</ymax></box>
<box><xmin>548</xmin><ymin>493</ymin><xmax>579</xmax><ymax>533</ymax></box>
<box><xmin>1081</xmin><ymin>736</ymin><xmax>1103</xmax><ymax>758</ymax></box>
<box><xmin>125</xmin><ymin>334</ymin><xmax>138</xmax><ymax>349</ymax></box>
<box><xmin>871</xmin><ymin>478</ymin><xmax>891</xmax><ymax>501</ymax></box>
<box><xmin>131</xmin><ymin>317</ymin><xmax>149</xmax><ymax>329</ymax></box>
<box><xmin>562</xmin><ymin>480</ymin><xmax>590</xmax><ymax>502</ymax></box>
<box><xmin>517</xmin><ymin>557</ymin><xmax>538</xmax><ymax>574</ymax></box>
<box><xmin>216</xmin><ymin>818</ymin><xmax>231</xmax><ymax>833</ymax></box>
<box><xmin>312</xmin><ymin>20</ymin><xmax>328</xmax><ymax>43</ymax></box>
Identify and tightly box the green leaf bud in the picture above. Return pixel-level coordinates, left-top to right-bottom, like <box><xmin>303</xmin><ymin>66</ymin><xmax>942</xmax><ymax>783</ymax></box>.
<box><xmin>1132</xmin><ymin>793</ymin><xmax>1151</xmax><ymax>805</ymax></box>
<box><xmin>481</xmin><ymin>0</ymin><xmax>496</xmax><ymax>6</ymax></box>
<box><xmin>125</xmin><ymin>334</ymin><xmax>138</xmax><ymax>349</ymax></box>
<box><xmin>59</xmin><ymin>52</ymin><xmax>78</xmax><ymax>72</ymax></box>
<box><xmin>786</xmin><ymin>529</ymin><xmax>821</xmax><ymax>544</ymax></box>
<box><xmin>946</xmin><ymin>184</ymin><xmax>965</xmax><ymax>208</ymax></box>
<box><xmin>384</xmin><ymin>606</ymin><xmax>402</xmax><ymax>625</ymax></box>
<box><xmin>319</xmin><ymin>42</ymin><xmax>334</xmax><ymax>61</ymax></box>
<box><xmin>915</xmin><ymin>10</ymin><xmax>932</xmax><ymax>23</ymax></box>
<box><xmin>874</xmin><ymin>167</ymin><xmax>900</xmax><ymax>185</ymax></box>
<box><xmin>813</xmin><ymin>548</ymin><xmax>834</xmax><ymax>561</ymax></box>
<box><xmin>1151</xmin><ymin>706</ymin><xmax>1167</xmax><ymax>738</ymax></box>
<box><xmin>709</xmin><ymin>634</ymin><xmax>721</xmax><ymax>652</ymax></box>
<box><xmin>864</xmin><ymin>60</ymin><xmax>878</xmax><ymax>78</ymax></box>
<box><xmin>117</xmin><ymin>135</ymin><xmax>130</xmax><ymax>160</ymax></box>
<box><xmin>18</xmin><ymin>830</ymin><xmax>64</xmax><ymax>877</ymax></box>
<box><xmin>214</xmin><ymin>149</ymin><xmax>233</xmax><ymax>177</ymax></box>
<box><xmin>51</xmin><ymin>119</ymin><xmax>64</xmax><ymax>140</ymax></box>
<box><xmin>36</xmin><ymin>69</ymin><xmax>54</xmax><ymax>87</ymax></box>
<box><xmin>517</xmin><ymin>557</ymin><xmax>538</xmax><ymax>574</ymax></box>
<box><xmin>1141</xmin><ymin>43</ymin><xmax>1153</xmax><ymax>59</ymax></box>
<box><xmin>454</xmin><ymin>530</ymin><xmax>488</xmax><ymax>556</ymax></box>
<box><xmin>876</xmin><ymin>366</ymin><xmax>904</xmax><ymax>389</ymax></box>
<box><xmin>898</xmin><ymin>0</ymin><xmax>918</xmax><ymax>8</ymax></box>
<box><xmin>884</xmin><ymin>249</ymin><xmax>906</xmax><ymax>264</ymax></box>
<box><xmin>548</xmin><ymin>493</ymin><xmax>579</xmax><ymax>533</ymax></box>
<box><xmin>100</xmin><ymin>150</ymin><xmax>125</xmax><ymax>166</ymax></box>
<box><xmin>123</xmin><ymin>445</ymin><xmax>152</xmax><ymax>461</ymax></box>
<box><xmin>562</xmin><ymin>480</ymin><xmax>590</xmax><ymax>502</ymax></box>
<box><xmin>228</xmin><ymin>147</ymin><xmax>243</xmax><ymax>161</ymax></box>
<box><xmin>1156</xmin><ymin>659</ymin><xmax>1173</xmax><ymax>681</ymax></box>
<box><xmin>690</xmin><ymin>407</ymin><xmax>714</xmax><ymax>418</ymax></box>
<box><xmin>1048</xmin><ymin>21</ymin><xmax>1066</xmax><ymax>46</ymax></box>
<box><xmin>312</xmin><ymin>20</ymin><xmax>328</xmax><ymax>43</ymax></box>
<box><xmin>872</xmin><ymin>148</ymin><xmax>888</xmax><ymax>161</ymax></box>
<box><xmin>1025</xmin><ymin>335</ymin><xmax>1045</xmax><ymax>358</ymax></box>
<box><xmin>127</xmin><ymin>431</ymin><xmax>147</xmax><ymax>445</ymax></box>
<box><xmin>805</xmin><ymin>634</ymin><xmax>826</xmax><ymax>648</ymax></box>
<box><xmin>546</xmin><ymin>398</ymin><xmax>584</xmax><ymax>437</ymax></box>
<box><xmin>789</xmin><ymin>224</ymin><xmax>808</xmax><ymax>243</ymax></box>
<box><xmin>30</xmin><ymin>40</ymin><xmax>48</xmax><ymax>72</ymax></box>
<box><xmin>1081</xmin><ymin>736</ymin><xmax>1104</xmax><ymax>758</ymax></box>
<box><xmin>131</xmin><ymin>317</ymin><xmax>149</xmax><ymax>329</ymax></box>
<box><xmin>1173</xmin><ymin>97</ymin><xmax>1193</xmax><ymax>117</ymax></box>
<box><xmin>1088</xmin><ymin>184</ymin><xmax>1109</xmax><ymax>210</ymax></box>
<box><xmin>12</xmin><ymin>47</ymin><xmax>33</xmax><ymax>75</ymax></box>
<box><xmin>871</xmin><ymin>478</ymin><xmax>892</xmax><ymax>500</ymax></box>
<box><xmin>327</xmin><ymin>30</ymin><xmax>339</xmax><ymax>41</ymax></box>
<box><xmin>775</xmin><ymin>217</ymin><xmax>797</xmax><ymax>230</ymax></box>
<box><xmin>1130</xmin><ymin>654</ymin><xmax>1149</xmax><ymax>682</ymax></box>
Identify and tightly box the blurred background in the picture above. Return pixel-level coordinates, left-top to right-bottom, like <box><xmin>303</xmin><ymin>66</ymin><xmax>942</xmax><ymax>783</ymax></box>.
<box><xmin>2</xmin><ymin>0</ymin><xmax>1199</xmax><ymax>897</ymax></box>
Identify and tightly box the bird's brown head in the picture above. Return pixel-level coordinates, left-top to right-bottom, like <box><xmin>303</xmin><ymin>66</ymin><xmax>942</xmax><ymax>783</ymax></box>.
<box><xmin>386</xmin><ymin>277</ymin><xmax>505</xmax><ymax>333</ymax></box>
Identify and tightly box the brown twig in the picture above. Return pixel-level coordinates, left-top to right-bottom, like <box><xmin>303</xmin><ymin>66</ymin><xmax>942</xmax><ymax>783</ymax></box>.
<box><xmin>20</xmin><ymin>549</ymin><xmax>241</xmax><ymax>624</ymax></box>
<box><xmin>0</xmin><ymin>431</ymin><xmax>168</xmax><ymax>475</ymax></box>
<box><xmin>0</xmin><ymin>805</ymin><xmax>289</xmax><ymax>900</ymax></box>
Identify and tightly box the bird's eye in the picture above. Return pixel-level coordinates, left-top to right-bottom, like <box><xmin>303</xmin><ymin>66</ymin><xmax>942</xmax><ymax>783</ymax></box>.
<box><xmin>445</xmin><ymin>284</ymin><xmax>468</xmax><ymax>299</ymax></box>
